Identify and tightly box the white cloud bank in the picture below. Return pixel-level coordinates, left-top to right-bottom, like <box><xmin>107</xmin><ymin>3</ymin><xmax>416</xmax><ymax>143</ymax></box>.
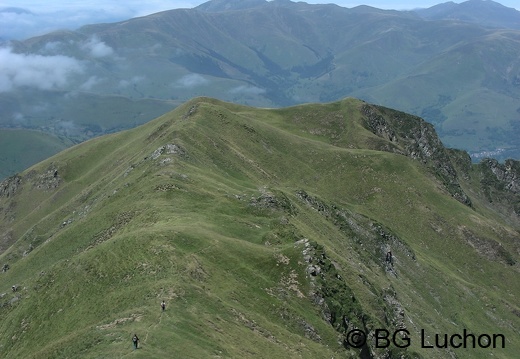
<box><xmin>0</xmin><ymin>47</ymin><xmax>84</xmax><ymax>92</ymax></box>
<box><xmin>229</xmin><ymin>85</ymin><xmax>265</xmax><ymax>95</ymax></box>
<box><xmin>81</xmin><ymin>36</ymin><xmax>114</xmax><ymax>58</ymax></box>
<box><xmin>173</xmin><ymin>74</ymin><xmax>209</xmax><ymax>88</ymax></box>
<box><xmin>79</xmin><ymin>75</ymin><xmax>103</xmax><ymax>91</ymax></box>
<box><xmin>0</xmin><ymin>2</ymin><xmax>204</xmax><ymax>40</ymax></box>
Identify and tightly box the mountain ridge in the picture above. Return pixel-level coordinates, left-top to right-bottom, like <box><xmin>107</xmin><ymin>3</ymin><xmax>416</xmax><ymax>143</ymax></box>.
<box><xmin>1</xmin><ymin>97</ymin><xmax>518</xmax><ymax>358</ymax></box>
<box><xmin>415</xmin><ymin>0</ymin><xmax>520</xmax><ymax>29</ymax></box>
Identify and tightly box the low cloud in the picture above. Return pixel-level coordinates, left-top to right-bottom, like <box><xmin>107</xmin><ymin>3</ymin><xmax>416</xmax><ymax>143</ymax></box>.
<box><xmin>0</xmin><ymin>2</ymin><xmax>205</xmax><ymax>40</ymax></box>
<box><xmin>0</xmin><ymin>47</ymin><xmax>84</xmax><ymax>92</ymax></box>
<box><xmin>0</xmin><ymin>9</ymin><xmax>45</xmax><ymax>40</ymax></box>
<box><xmin>82</xmin><ymin>36</ymin><xmax>114</xmax><ymax>58</ymax></box>
<box><xmin>0</xmin><ymin>8</ymin><xmax>131</xmax><ymax>40</ymax></box>
<box><xmin>173</xmin><ymin>74</ymin><xmax>209</xmax><ymax>88</ymax></box>
<box><xmin>80</xmin><ymin>76</ymin><xmax>103</xmax><ymax>91</ymax></box>
<box><xmin>55</xmin><ymin>120</ymin><xmax>80</xmax><ymax>136</ymax></box>
<box><xmin>42</xmin><ymin>41</ymin><xmax>65</xmax><ymax>54</ymax></box>
<box><xmin>229</xmin><ymin>85</ymin><xmax>265</xmax><ymax>95</ymax></box>
<box><xmin>118</xmin><ymin>75</ymin><xmax>145</xmax><ymax>88</ymax></box>
<box><xmin>12</xmin><ymin>112</ymin><xmax>26</xmax><ymax>125</ymax></box>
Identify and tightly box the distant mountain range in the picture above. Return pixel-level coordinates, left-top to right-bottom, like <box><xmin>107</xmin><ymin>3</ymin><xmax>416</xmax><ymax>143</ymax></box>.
<box><xmin>415</xmin><ymin>0</ymin><xmax>520</xmax><ymax>29</ymax></box>
<box><xmin>1</xmin><ymin>0</ymin><xmax>520</xmax><ymax>178</ymax></box>
<box><xmin>0</xmin><ymin>7</ymin><xmax>33</xmax><ymax>15</ymax></box>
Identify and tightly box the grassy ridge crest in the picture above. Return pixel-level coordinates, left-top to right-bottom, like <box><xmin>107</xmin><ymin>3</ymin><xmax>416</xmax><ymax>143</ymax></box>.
<box><xmin>0</xmin><ymin>97</ymin><xmax>518</xmax><ymax>358</ymax></box>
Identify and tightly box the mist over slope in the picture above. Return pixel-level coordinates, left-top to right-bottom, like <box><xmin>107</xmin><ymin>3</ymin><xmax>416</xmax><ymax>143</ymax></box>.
<box><xmin>1</xmin><ymin>97</ymin><xmax>518</xmax><ymax>358</ymax></box>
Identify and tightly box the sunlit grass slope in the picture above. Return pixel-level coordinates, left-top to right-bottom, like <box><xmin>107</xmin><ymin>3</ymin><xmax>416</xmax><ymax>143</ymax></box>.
<box><xmin>0</xmin><ymin>97</ymin><xmax>518</xmax><ymax>358</ymax></box>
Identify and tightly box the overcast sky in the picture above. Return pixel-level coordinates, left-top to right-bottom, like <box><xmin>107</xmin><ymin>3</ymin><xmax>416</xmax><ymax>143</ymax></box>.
<box><xmin>1</xmin><ymin>0</ymin><xmax>519</xmax><ymax>40</ymax></box>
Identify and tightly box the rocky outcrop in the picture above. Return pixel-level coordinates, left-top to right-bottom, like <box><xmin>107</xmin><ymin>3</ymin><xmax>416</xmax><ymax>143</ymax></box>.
<box><xmin>295</xmin><ymin>190</ymin><xmax>421</xmax><ymax>358</ymax></box>
<box><xmin>0</xmin><ymin>175</ymin><xmax>22</xmax><ymax>198</ymax></box>
<box><xmin>361</xmin><ymin>104</ymin><xmax>471</xmax><ymax>207</ymax></box>
<box><xmin>151</xmin><ymin>143</ymin><xmax>188</xmax><ymax>160</ymax></box>
<box><xmin>298</xmin><ymin>239</ymin><xmax>370</xmax><ymax>353</ymax></box>
<box><xmin>295</xmin><ymin>189</ymin><xmax>416</xmax><ymax>270</ymax></box>
<box><xmin>298</xmin><ymin>238</ymin><xmax>417</xmax><ymax>359</ymax></box>
<box><xmin>249</xmin><ymin>188</ymin><xmax>297</xmax><ymax>215</ymax></box>
<box><xmin>481</xmin><ymin>158</ymin><xmax>520</xmax><ymax>194</ymax></box>
<box><xmin>0</xmin><ymin>176</ymin><xmax>21</xmax><ymax>254</ymax></box>
<box><xmin>24</xmin><ymin>166</ymin><xmax>61</xmax><ymax>191</ymax></box>
<box><xmin>479</xmin><ymin>158</ymin><xmax>520</xmax><ymax>217</ymax></box>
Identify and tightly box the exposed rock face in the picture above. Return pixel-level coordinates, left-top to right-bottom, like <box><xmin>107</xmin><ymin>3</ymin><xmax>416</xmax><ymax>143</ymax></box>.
<box><xmin>0</xmin><ymin>175</ymin><xmax>22</xmax><ymax>198</ymax></box>
<box><xmin>0</xmin><ymin>176</ymin><xmax>21</xmax><ymax>254</ymax></box>
<box><xmin>483</xmin><ymin>159</ymin><xmax>520</xmax><ymax>194</ymax></box>
<box><xmin>297</xmin><ymin>239</ymin><xmax>368</xmax><ymax>350</ymax></box>
<box><xmin>151</xmin><ymin>143</ymin><xmax>188</xmax><ymax>160</ymax></box>
<box><xmin>0</xmin><ymin>167</ymin><xmax>63</xmax><ymax>255</ymax></box>
<box><xmin>446</xmin><ymin>148</ymin><xmax>472</xmax><ymax>181</ymax></box>
<box><xmin>362</xmin><ymin>108</ymin><xmax>401</xmax><ymax>150</ymax></box>
<box><xmin>479</xmin><ymin>158</ymin><xmax>520</xmax><ymax>217</ymax></box>
<box><xmin>25</xmin><ymin>167</ymin><xmax>61</xmax><ymax>191</ymax></box>
<box><xmin>182</xmin><ymin>105</ymin><xmax>198</xmax><ymax>119</ymax></box>
<box><xmin>295</xmin><ymin>190</ymin><xmax>419</xmax><ymax>358</ymax></box>
<box><xmin>249</xmin><ymin>189</ymin><xmax>297</xmax><ymax>214</ymax></box>
<box><xmin>361</xmin><ymin>104</ymin><xmax>472</xmax><ymax>207</ymax></box>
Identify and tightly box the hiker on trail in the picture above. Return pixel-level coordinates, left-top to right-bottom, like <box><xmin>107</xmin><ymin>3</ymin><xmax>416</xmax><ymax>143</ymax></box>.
<box><xmin>161</xmin><ymin>300</ymin><xmax>166</xmax><ymax>312</ymax></box>
<box><xmin>132</xmin><ymin>334</ymin><xmax>139</xmax><ymax>350</ymax></box>
<box><xmin>386</xmin><ymin>251</ymin><xmax>393</xmax><ymax>265</ymax></box>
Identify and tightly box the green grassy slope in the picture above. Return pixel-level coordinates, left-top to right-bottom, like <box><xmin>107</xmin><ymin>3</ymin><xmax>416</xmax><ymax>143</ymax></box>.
<box><xmin>0</xmin><ymin>97</ymin><xmax>518</xmax><ymax>358</ymax></box>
